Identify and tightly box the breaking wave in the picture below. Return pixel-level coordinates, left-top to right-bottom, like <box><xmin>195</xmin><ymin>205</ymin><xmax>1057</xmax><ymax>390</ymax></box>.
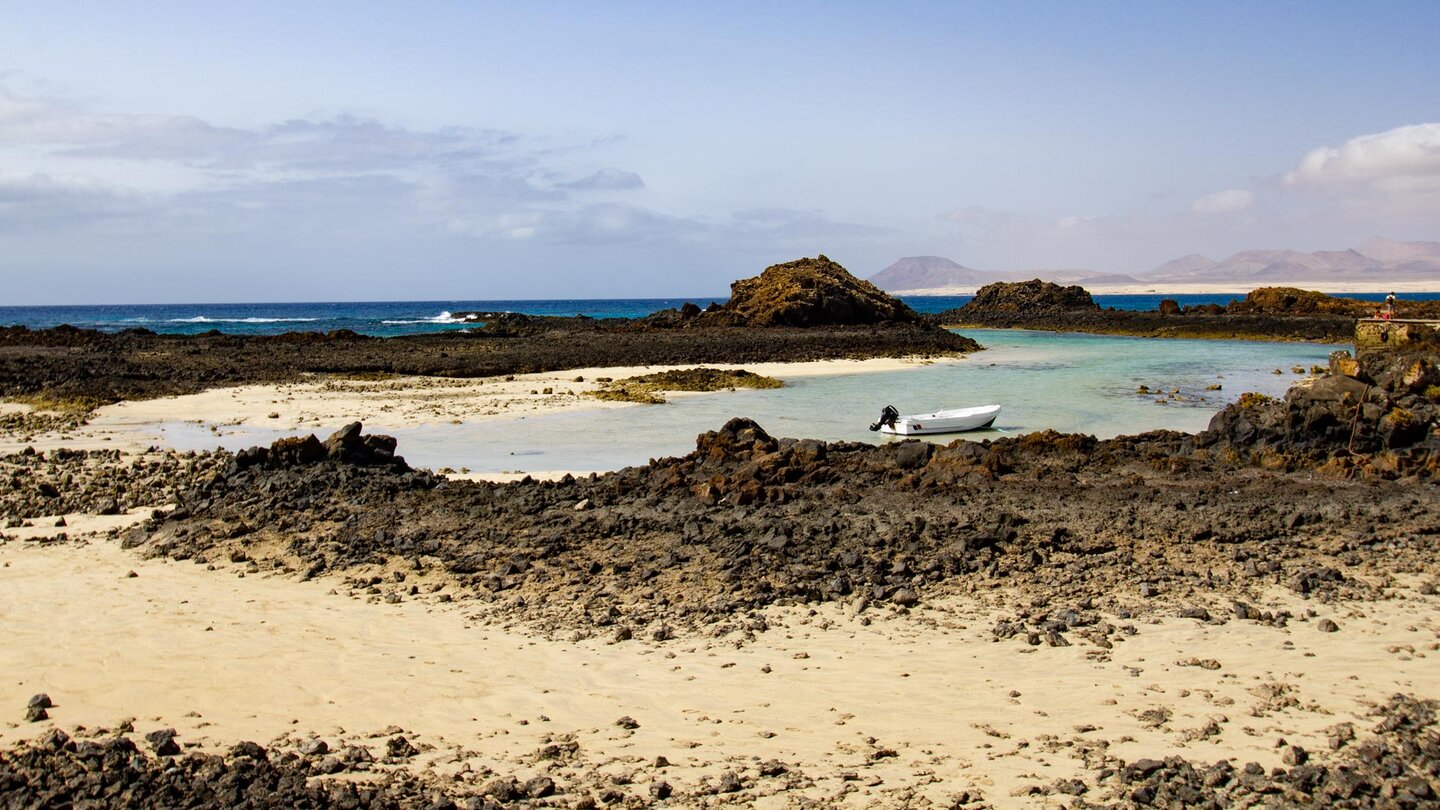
<box><xmin>380</xmin><ymin>310</ymin><xmax>477</xmax><ymax>325</ymax></box>
<box><xmin>167</xmin><ymin>316</ymin><xmax>322</xmax><ymax>324</ymax></box>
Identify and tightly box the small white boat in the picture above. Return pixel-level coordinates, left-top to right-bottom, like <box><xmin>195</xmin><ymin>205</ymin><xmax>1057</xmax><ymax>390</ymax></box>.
<box><xmin>869</xmin><ymin>404</ymin><xmax>1001</xmax><ymax>436</ymax></box>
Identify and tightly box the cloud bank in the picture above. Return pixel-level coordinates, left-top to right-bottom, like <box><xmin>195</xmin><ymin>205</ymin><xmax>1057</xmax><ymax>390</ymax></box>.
<box><xmin>1286</xmin><ymin>123</ymin><xmax>1440</xmax><ymax>191</ymax></box>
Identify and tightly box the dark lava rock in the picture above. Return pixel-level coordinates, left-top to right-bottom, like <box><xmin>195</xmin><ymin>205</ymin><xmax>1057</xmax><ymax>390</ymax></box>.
<box><xmin>1088</xmin><ymin>695</ymin><xmax>1440</xmax><ymax>810</ymax></box>
<box><xmin>234</xmin><ymin>422</ymin><xmax>407</xmax><ymax>473</ymax></box>
<box><xmin>961</xmin><ymin>279</ymin><xmax>1100</xmax><ymax>316</ymax></box>
<box><xmin>483</xmin><ymin>777</ymin><xmax>521</xmax><ymax>801</ymax></box>
<box><xmin>229</xmin><ymin>741</ymin><xmax>268</xmax><ymax>761</ymax></box>
<box><xmin>298</xmin><ymin>738</ymin><xmax>329</xmax><ymax>756</ymax></box>
<box><xmin>386</xmin><ymin>735</ymin><xmax>418</xmax><ymax>759</ymax></box>
<box><xmin>1198</xmin><ymin>347</ymin><xmax>1440</xmax><ymax>478</ymax></box>
<box><xmin>711</xmin><ymin>255</ymin><xmax>923</xmax><ymax>327</ymax></box>
<box><xmin>23</xmin><ymin>706</ymin><xmax>47</xmax><ymax>723</ymax></box>
<box><xmin>615</xmin><ymin>716</ymin><xmax>640</xmax><ymax>730</ymax></box>
<box><xmin>0</xmin><ymin>734</ymin><xmax>484</xmax><ymax>809</ymax></box>
<box><xmin>522</xmin><ymin>775</ymin><xmax>555</xmax><ymax>799</ymax></box>
<box><xmin>931</xmin><ymin>284</ymin><xmax>1422</xmax><ymax>342</ymax></box>
<box><xmin>145</xmin><ymin>728</ymin><xmax>181</xmax><ymax>757</ymax></box>
<box><xmin>715</xmin><ymin>771</ymin><xmax>744</xmax><ymax>793</ymax></box>
<box><xmin>25</xmin><ymin>694</ymin><xmax>51</xmax><ymax>710</ymax></box>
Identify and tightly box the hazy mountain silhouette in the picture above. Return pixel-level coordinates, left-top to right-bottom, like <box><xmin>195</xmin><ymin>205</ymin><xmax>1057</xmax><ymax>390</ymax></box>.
<box><xmin>869</xmin><ymin>256</ymin><xmax>1002</xmax><ymax>290</ymax></box>
<box><xmin>1146</xmin><ymin>238</ymin><xmax>1440</xmax><ymax>282</ymax></box>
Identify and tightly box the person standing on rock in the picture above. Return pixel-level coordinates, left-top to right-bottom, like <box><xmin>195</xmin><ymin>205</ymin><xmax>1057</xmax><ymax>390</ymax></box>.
<box><xmin>1385</xmin><ymin>291</ymin><xmax>1397</xmax><ymax>317</ymax></box>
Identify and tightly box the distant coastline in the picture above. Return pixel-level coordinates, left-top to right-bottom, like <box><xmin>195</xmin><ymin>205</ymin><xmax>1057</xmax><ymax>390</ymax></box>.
<box><xmin>892</xmin><ymin>280</ymin><xmax>1440</xmax><ymax>296</ymax></box>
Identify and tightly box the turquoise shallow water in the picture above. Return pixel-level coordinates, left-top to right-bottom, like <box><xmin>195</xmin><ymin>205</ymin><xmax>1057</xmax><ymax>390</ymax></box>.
<box><xmin>148</xmin><ymin>330</ymin><xmax>1334</xmax><ymax>474</ymax></box>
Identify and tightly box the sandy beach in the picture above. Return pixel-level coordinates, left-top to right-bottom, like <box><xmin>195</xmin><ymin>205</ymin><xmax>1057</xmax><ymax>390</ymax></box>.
<box><xmin>4</xmin><ymin>514</ymin><xmax>1436</xmax><ymax>808</ymax></box>
<box><xmin>2</xmin><ymin>329</ymin><xmax>1438</xmax><ymax>806</ymax></box>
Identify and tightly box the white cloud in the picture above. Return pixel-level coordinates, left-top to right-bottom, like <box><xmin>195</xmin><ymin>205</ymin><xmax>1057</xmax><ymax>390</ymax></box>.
<box><xmin>1191</xmin><ymin>188</ymin><xmax>1255</xmax><ymax>215</ymax></box>
<box><xmin>1285</xmin><ymin>123</ymin><xmax>1440</xmax><ymax>189</ymax></box>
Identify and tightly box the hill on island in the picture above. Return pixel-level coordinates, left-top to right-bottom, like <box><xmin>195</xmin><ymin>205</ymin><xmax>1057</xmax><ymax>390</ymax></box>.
<box><xmin>869</xmin><ymin>256</ymin><xmax>1001</xmax><ymax>291</ymax></box>
<box><xmin>713</xmin><ymin>254</ymin><xmax>923</xmax><ymax>327</ymax></box>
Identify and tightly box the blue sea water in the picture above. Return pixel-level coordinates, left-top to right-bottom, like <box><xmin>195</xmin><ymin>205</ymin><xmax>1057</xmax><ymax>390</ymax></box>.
<box><xmin>5</xmin><ymin>292</ymin><xmax>1435</xmax><ymax>337</ymax></box>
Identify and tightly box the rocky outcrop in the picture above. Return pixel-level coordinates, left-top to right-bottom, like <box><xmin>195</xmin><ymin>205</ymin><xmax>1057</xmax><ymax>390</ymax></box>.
<box><xmin>960</xmin><ymin>280</ymin><xmax>1100</xmax><ymax>315</ymax></box>
<box><xmin>932</xmin><ymin>285</ymin><xmax>1408</xmax><ymax>342</ymax></box>
<box><xmin>1198</xmin><ymin>346</ymin><xmax>1440</xmax><ymax>478</ymax></box>
<box><xmin>1227</xmin><ymin>287</ymin><xmax>1375</xmax><ymax>317</ymax></box>
<box><xmin>708</xmin><ymin>255</ymin><xmax>923</xmax><ymax>327</ymax></box>
<box><xmin>232</xmin><ymin>423</ymin><xmax>407</xmax><ymax>473</ymax></box>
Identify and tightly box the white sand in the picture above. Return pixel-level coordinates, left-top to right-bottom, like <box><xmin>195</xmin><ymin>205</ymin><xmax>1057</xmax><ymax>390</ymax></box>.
<box><xmin>3</xmin><ymin>521</ymin><xmax>1437</xmax><ymax>807</ymax></box>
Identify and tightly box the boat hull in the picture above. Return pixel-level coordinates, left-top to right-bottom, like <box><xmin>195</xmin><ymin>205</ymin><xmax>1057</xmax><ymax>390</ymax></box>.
<box><xmin>878</xmin><ymin>404</ymin><xmax>1001</xmax><ymax>436</ymax></box>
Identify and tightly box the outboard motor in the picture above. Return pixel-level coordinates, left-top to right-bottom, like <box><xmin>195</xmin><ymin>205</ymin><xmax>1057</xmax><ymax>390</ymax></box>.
<box><xmin>869</xmin><ymin>404</ymin><xmax>900</xmax><ymax>432</ymax></box>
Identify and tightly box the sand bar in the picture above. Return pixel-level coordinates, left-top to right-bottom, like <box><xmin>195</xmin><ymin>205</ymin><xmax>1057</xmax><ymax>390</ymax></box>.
<box><xmin>0</xmin><ymin>356</ymin><xmax>949</xmax><ymax>457</ymax></box>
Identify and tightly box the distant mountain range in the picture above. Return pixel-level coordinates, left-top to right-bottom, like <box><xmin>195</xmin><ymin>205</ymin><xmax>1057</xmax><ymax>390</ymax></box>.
<box><xmin>870</xmin><ymin>237</ymin><xmax>1440</xmax><ymax>292</ymax></box>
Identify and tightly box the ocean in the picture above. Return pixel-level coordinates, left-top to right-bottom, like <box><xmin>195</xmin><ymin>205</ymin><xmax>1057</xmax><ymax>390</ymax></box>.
<box><xmin>4</xmin><ymin>292</ymin><xmax>1435</xmax><ymax>337</ymax></box>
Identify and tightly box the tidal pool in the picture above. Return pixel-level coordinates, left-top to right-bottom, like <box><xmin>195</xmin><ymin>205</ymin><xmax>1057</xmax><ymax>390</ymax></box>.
<box><xmin>141</xmin><ymin>330</ymin><xmax>1334</xmax><ymax>476</ymax></box>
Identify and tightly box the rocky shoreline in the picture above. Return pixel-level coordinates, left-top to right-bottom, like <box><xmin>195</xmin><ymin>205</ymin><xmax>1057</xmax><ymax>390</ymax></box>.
<box><xmin>96</xmin><ymin>343</ymin><xmax>1435</xmax><ymax>638</ymax></box>
<box><xmin>0</xmin><ymin>321</ymin><xmax>973</xmax><ymax>409</ymax></box>
<box><xmin>936</xmin><ymin>282</ymin><xmax>1440</xmax><ymax>343</ymax></box>
<box><xmin>0</xmin><ymin>256</ymin><xmax>972</xmax><ymax>409</ymax></box>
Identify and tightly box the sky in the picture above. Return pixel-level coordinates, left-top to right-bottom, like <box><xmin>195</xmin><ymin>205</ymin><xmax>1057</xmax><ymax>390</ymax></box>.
<box><xmin>2</xmin><ymin>1</ymin><xmax>1439</xmax><ymax>304</ymax></box>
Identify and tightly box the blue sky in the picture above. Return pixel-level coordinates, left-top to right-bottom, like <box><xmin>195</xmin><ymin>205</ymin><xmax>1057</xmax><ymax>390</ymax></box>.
<box><xmin>2</xmin><ymin>2</ymin><xmax>1439</xmax><ymax>303</ymax></box>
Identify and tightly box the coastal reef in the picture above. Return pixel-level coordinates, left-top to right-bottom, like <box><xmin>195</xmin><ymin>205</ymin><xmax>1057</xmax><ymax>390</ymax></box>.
<box><xmin>937</xmin><ymin>282</ymin><xmax>1440</xmax><ymax>342</ymax></box>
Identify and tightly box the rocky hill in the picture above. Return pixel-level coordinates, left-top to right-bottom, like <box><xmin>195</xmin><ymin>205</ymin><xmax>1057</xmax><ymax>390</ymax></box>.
<box><xmin>709</xmin><ymin>255</ymin><xmax>923</xmax><ymax>327</ymax></box>
<box><xmin>959</xmin><ymin>279</ymin><xmax>1099</xmax><ymax>314</ymax></box>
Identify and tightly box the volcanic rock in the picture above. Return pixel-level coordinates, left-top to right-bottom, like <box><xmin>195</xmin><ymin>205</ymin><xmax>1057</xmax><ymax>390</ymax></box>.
<box><xmin>144</xmin><ymin>728</ymin><xmax>181</xmax><ymax>757</ymax></box>
<box><xmin>712</xmin><ymin>255</ymin><xmax>923</xmax><ymax>327</ymax></box>
<box><xmin>962</xmin><ymin>280</ymin><xmax>1100</xmax><ymax>315</ymax></box>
